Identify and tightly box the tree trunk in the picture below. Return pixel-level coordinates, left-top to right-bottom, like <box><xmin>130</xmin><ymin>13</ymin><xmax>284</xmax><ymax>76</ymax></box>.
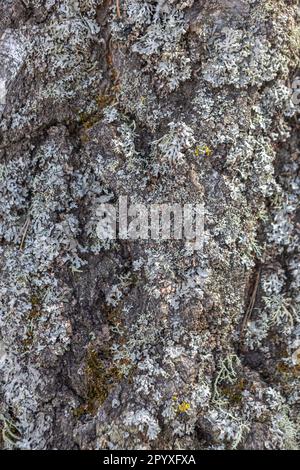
<box><xmin>0</xmin><ymin>0</ymin><xmax>299</xmax><ymax>450</ymax></box>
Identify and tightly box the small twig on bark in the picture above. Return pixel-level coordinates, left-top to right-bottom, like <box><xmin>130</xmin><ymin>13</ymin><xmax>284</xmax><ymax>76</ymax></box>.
<box><xmin>19</xmin><ymin>217</ymin><xmax>30</xmax><ymax>250</ymax></box>
<box><xmin>240</xmin><ymin>266</ymin><xmax>261</xmax><ymax>338</ymax></box>
<box><xmin>116</xmin><ymin>0</ymin><xmax>121</xmax><ymax>18</ymax></box>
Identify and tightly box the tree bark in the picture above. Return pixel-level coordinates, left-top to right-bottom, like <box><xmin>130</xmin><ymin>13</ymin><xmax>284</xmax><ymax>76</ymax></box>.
<box><xmin>0</xmin><ymin>0</ymin><xmax>299</xmax><ymax>450</ymax></box>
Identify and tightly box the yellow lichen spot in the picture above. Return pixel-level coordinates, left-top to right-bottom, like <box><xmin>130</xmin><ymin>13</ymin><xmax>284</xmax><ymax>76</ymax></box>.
<box><xmin>194</xmin><ymin>144</ymin><xmax>212</xmax><ymax>157</ymax></box>
<box><xmin>172</xmin><ymin>394</ymin><xmax>178</xmax><ymax>401</ymax></box>
<box><xmin>177</xmin><ymin>401</ymin><xmax>191</xmax><ymax>413</ymax></box>
<box><xmin>203</xmin><ymin>145</ymin><xmax>212</xmax><ymax>157</ymax></box>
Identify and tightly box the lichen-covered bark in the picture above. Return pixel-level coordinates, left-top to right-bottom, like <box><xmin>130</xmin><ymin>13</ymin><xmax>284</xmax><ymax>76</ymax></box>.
<box><xmin>0</xmin><ymin>0</ymin><xmax>299</xmax><ymax>450</ymax></box>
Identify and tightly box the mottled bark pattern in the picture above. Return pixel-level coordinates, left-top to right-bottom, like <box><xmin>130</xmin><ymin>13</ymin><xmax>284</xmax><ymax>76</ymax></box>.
<box><xmin>0</xmin><ymin>0</ymin><xmax>299</xmax><ymax>450</ymax></box>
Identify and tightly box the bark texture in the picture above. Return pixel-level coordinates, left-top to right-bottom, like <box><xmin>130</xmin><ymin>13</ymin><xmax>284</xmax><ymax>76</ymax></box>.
<box><xmin>0</xmin><ymin>0</ymin><xmax>299</xmax><ymax>450</ymax></box>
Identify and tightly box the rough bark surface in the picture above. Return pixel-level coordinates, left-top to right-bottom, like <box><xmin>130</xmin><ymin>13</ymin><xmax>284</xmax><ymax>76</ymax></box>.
<box><xmin>0</xmin><ymin>0</ymin><xmax>299</xmax><ymax>450</ymax></box>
